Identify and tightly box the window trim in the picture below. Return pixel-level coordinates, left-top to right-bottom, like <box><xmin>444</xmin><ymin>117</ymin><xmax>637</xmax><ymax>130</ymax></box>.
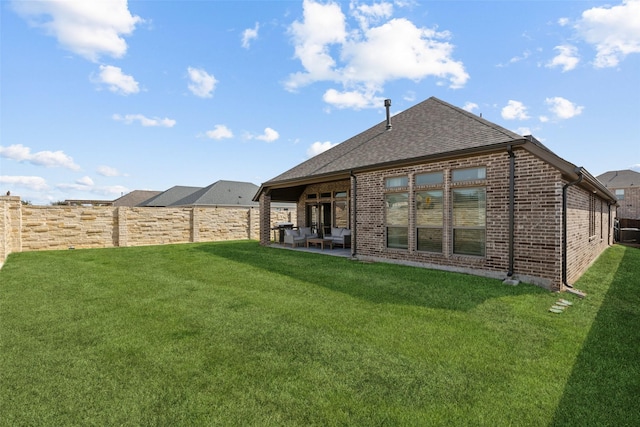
<box><xmin>451</xmin><ymin>186</ymin><xmax>486</xmax><ymax>257</ymax></box>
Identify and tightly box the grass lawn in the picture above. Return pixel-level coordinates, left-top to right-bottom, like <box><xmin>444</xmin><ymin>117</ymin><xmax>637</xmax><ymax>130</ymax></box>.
<box><xmin>1</xmin><ymin>241</ymin><xmax>638</xmax><ymax>426</ymax></box>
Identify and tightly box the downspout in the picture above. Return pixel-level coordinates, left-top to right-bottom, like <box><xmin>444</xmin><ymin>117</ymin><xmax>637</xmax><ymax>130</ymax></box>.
<box><xmin>562</xmin><ymin>168</ymin><xmax>583</xmax><ymax>288</ymax></box>
<box><xmin>507</xmin><ymin>145</ymin><xmax>515</xmax><ymax>277</ymax></box>
<box><xmin>350</xmin><ymin>170</ymin><xmax>357</xmax><ymax>258</ymax></box>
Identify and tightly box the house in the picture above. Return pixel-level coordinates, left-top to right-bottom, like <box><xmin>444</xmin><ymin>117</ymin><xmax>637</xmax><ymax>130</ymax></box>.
<box><xmin>141</xmin><ymin>180</ymin><xmax>293</xmax><ymax>209</ymax></box>
<box><xmin>597</xmin><ymin>170</ymin><xmax>640</xmax><ymax>220</ymax></box>
<box><xmin>112</xmin><ymin>190</ymin><xmax>163</xmax><ymax>207</ymax></box>
<box><xmin>254</xmin><ymin>97</ymin><xmax>617</xmax><ymax>292</ymax></box>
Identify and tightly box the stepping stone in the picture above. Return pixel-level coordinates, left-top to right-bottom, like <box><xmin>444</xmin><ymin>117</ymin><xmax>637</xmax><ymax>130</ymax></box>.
<box><xmin>551</xmin><ymin>305</ymin><xmax>566</xmax><ymax>311</ymax></box>
<box><xmin>559</xmin><ymin>299</ymin><xmax>573</xmax><ymax>306</ymax></box>
<box><xmin>549</xmin><ymin>308</ymin><xmax>563</xmax><ymax>314</ymax></box>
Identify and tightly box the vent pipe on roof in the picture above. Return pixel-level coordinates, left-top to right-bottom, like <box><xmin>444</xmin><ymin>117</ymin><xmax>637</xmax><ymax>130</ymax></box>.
<box><xmin>384</xmin><ymin>99</ymin><xmax>392</xmax><ymax>130</ymax></box>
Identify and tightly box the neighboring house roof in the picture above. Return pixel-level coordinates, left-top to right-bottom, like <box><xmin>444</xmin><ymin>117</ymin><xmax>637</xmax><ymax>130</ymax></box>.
<box><xmin>141</xmin><ymin>186</ymin><xmax>203</xmax><ymax>207</ymax></box>
<box><xmin>255</xmin><ymin>96</ymin><xmax>616</xmax><ymax>204</ymax></box>
<box><xmin>597</xmin><ymin>170</ymin><xmax>640</xmax><ymax>188</ymax></box>
<box><xmin>172</xmin><ymin>180</ymin><xmax>260</xmax><ymax>206</ymax></box>
<box><xmin>112</xmin><ymin>190</ymin><xmax>163</xmax><ymax>207</ymax></box>
<box><xmin>139</xmin><ymin>181</ymin><xmax>294</xmax><ymax>208</ymax></box>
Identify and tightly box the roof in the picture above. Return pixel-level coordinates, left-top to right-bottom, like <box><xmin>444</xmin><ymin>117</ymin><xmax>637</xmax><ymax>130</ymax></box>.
<box><xmin>141</xmin><ymin>186</ymin><xmax>203</xmax><ymax>207</ymax></box>
<box><xmin>112</xmin><ymin>190</ymin><xmax>162</xmax><ymax>207</ymax></box>
<box><xmin>255</xmin><ymin>96</ymin><xmax>617</xmax><ymax>205</ymax></box>
<box><xmin>597</xmin><ymin>170</ymin><xmax>640</xmax><ymax>188</ymax></box>
<box><xmin>139</xmin><ymin>181</ymin><xmax>294</xmax><ymax>208</ymax></box>
<box><xmin>171</xmin><ymin>180</ymin><xmax>260</xmax><ymax>206</ymax></box>
<box><xmin>264</xmin><ymin>97</ymin><xmax>523</xmax><ymax>185</ymax></box>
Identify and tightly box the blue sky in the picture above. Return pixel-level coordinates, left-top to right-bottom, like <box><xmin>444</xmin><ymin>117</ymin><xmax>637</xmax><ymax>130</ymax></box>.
<box><xmin>1</xmin><ymin>0</ymin><xmax>639</xmax><ymax>205</ymax></box>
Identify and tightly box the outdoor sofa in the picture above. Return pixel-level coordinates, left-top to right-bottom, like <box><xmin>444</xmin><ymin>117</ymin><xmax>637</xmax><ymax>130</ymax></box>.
<box><xmin>283</xmin><ymin>227</ymin><xmax>317</xmax><ymax>247</ymax></box>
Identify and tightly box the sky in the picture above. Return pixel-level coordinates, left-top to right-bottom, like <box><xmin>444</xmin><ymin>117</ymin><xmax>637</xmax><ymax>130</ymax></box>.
<box><xmin>1</xmin><ymin>0</ymin><xmax>639</xmax><ymax>205</ymax></box>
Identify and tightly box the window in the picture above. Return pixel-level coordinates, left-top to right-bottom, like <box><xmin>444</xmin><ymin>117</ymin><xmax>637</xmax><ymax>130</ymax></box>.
<box><xmin>452</xmin><ymin>187</ymin><xmax>486</xmax><ymax>256</ymax></box>
<box><xmin>386</xmin><ymin>192</ymin><xmax>408</xmax><ymax>249</ymax></box>
<box><xmin>334</xmin><ymin>200</ymin><xmax>348</xmax><ymax>228</ymax></box>
<box><xmin>386</xmin><ymin>176</ymin><xmax>408</xmax><ymax>188</ymax></box>
<box><xmin>615</xmin><ymin>189</ymin><xmax>624</xmax><ymax>200</ymax></box>
<box><xmin>452</xmin><ymin>167</ymin><xmax>486</xmax><ymax>182</ymax></box>
<box><xmin>600</xmin><ymin>200</ymin><xmax>603</xmax><ymax>239</ymax></box>
<box><xmin>416</xmin><ymin>172</ymin><xmax>443</xmax><ymax>186</ymax></box>
<box><xmin>416</xmin><ymin>190</ymin><xmax>443</xmax><ymax>252</ymax></box>
<box><xmin>335</xmin><ymin>191</ymin><xmax>348</xmax><ymax>198</ymax></box>
<box><xmin>589</xmin><ymin>194</ymin><xmax>596</xmax><ymax>238</ymax></box>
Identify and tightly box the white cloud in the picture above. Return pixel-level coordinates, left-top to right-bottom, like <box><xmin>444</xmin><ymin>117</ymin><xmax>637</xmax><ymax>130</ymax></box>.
<box><xmin>205</xmin><ymin>125</ymin><xmax>234</xmax><ymax>140</ymax></box>
<box><xmin>97</xmin><ymin>165</ymin><xmax>122</xmax><ymax>177</ymax></box>
<box><xmin>12</xmin><ymin>0</ymin><xmax>142</xmax><ymax>62</ymax></box>
<box><xmin>77</xmin><ymin>176</ymin><xmax>94</xmax><ymax>186</ymax></box>
<box><xmin>558</xmin><ymin>17</ymin><xmax>570</xmax><ymax>27</ymax></box>
<box><xmin>187</xmin><ymin>67</ymin><xmax>217</xmax><ymax>98</ymax></box>
<box><xmin>516</xmin><ymin>127</ymin><xmax>532</xmax><ymax>136</ymax></box>
<box><xmin>403</xmin><ymin>91</ymin><xmax>416</xmax><ymax>102</ymax></box>
<box><xmin>350</xmin><ymin>1</ymin><xmax>394</xmax><ymax>29</ymax></box>
<box><xmin>630</xmin><ymin>163</ymin><xmax>640</xmax><ymax>171</ymax></box>
<box><xmin>286</xmin><ymin>0</ymin><xmax>468</xmax><ymax>109</ymax></box>
<box><xmin>545</xmin><ymin>97</ymin><xmax>584</xmax><ymax>119</ymax></box>
<box><xmin>462</xmin><ymin>102</ymin><xmax>479</xmax><ymax>113</ymax></box>
<box><xmin>501</xmin><ymin>100</ymin><xmax>530</xmax><ymax>120</ymax></box>
<box><xmin>323</xmin><ymin>88</ymin><xmax>382</xmax><ymax>110</ymax></box>
<box><xmin>242</xmin><ymin>22</ymin><xmax>259</xmax><ymax>48</ymax></box>
<box><xmin>307</xmin><ymin>141</ymin><xmax>338</xmax><ymax>157</ymax></box>
<box><xmin>94</xmin><ymin>65</ymin><xmax>139</xmax><ymax>95</ymax></box>
<box><xmin>576</xmin><ymin>0</ymin><xmax>640</xmax><ymax>68</ymax></box>
<box><xmin>56</xmin><ymin>181</ymin><xmax>129</xmax><ymax>197</ymax></box>
<box><xmin>539</xmin><ymin>115</ymin><xmax>550</xmax><ymax>123</ymax></box>
<box><xmin>112</xmin><ymin>114</ymin><xmax>176</xmax><ymax>127</ymax></box>
<box><xmin>253</xmin><ymin>127</ymin><xmax>280</xmax><ymax>142</ymax></box>
<box><xmin>546</xmin><ymin>45</ymin><xmax>580</xmax><ymax>72</ymax></box>
<box><xmin>507</xmin><ymin>50</ymin><xmax>531</xmax><ymax>66</ymax></box>
<box><xmin>0</xmin><ymin>175</ymin><xmax>49</xmax><ymax>191</ymax></box>
<box><xmin>93</xmin><ymin>185</ymin><xmax>129</xmax><ymax>197</ymax></box>
<box><xmin>0</xmin><ymin>144</ymin><xmax>80</xmax><ymax>170</ymax></box>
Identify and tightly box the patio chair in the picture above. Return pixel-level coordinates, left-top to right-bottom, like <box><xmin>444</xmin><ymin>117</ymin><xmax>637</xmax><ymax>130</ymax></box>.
<box><xmin>283</xmin><ymin>227</ymin><xmax>317</xmax><ymax>247</ymax></box>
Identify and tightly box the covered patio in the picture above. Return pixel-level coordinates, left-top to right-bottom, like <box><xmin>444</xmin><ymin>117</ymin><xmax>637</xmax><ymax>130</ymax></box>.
<box><xmin>270</xmin><ymin>242</ymin><xmax>353</xmax><ymax>258</ymax></box>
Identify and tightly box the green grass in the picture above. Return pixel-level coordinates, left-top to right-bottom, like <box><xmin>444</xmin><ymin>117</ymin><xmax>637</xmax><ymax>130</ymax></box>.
<box><xmin>1</xmin><ymin>241</ymin><xmax>638</xmax><ymax>426</ymax></box>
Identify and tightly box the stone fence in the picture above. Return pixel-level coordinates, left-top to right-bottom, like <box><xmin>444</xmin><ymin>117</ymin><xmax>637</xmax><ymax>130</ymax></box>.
<box><xmin>0</xmin><ymin>196</ymin><xmax>293</xmax><ymax>267</ymax></box>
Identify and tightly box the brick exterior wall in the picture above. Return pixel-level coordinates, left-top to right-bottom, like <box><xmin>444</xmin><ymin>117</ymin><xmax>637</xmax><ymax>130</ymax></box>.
<box><xmin>565</xmin><ymin>184</ymin><xmax>613</xmax><ymax>284</ymax></box>
<box><xmin>0</xmin><ymin>197</ymin><xmax>293</xmax><ymax>266</ymax></box>
<box><xmin>349</xmin><ymin>149</ymin><xmax>612</xmax><ymax>291</ymax></box>
<box><xmin>612</xmin><ymin>186</ymin><xmax>640</xmax><ymax>220</ymax></box>
<box><xmin>297</xmin><ymin>181</ymin><xmax>351</xmax><ymax>228</ymax></box>
<box><xmin>253</xmin><ymin>148</ymin><xmax>613</xmax><ymax>292</ymax></box>
<box><xmin>259</xmin><ymin>193</ymin><xmax>271</xmax><ymax>245</ymax></box>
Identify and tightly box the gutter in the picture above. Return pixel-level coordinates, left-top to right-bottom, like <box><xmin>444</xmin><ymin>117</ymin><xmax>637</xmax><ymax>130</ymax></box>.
<box><xmin>562</xmin><ymin>167</ymin><xmax>583</xmax><ymax>290</ymax></box>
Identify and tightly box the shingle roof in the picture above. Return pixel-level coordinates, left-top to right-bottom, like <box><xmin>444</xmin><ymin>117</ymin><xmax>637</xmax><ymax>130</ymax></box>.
<box><xmin>112</xmin><ymin>190</ymin><xmax>163</xmax><ymax>207</ymax></box>
<box><xmin>597</xmin><ymin>170</ymin><xmax>640</xmax><ymax>188</ymax></box>
<box><xmin>265</xmin><ymin>96</ymin><xmax>523</xmax><ymax>184</ymax></box>
<box><xmin>172</xmin><ymin>180</ymin><xmax>260</xmax><ymax>206</ymax></box>
<box><xmin>141</xmin><ymin>186</ymin><xmax>202</xmax><ymax>207</ymax></box>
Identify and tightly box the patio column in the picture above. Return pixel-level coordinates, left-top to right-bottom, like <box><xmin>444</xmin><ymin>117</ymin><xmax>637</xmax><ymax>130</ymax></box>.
<box><xmin>259</xmin><ymin>192</ymin><xmax>271</xmax><ymax>246</ymax></box>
